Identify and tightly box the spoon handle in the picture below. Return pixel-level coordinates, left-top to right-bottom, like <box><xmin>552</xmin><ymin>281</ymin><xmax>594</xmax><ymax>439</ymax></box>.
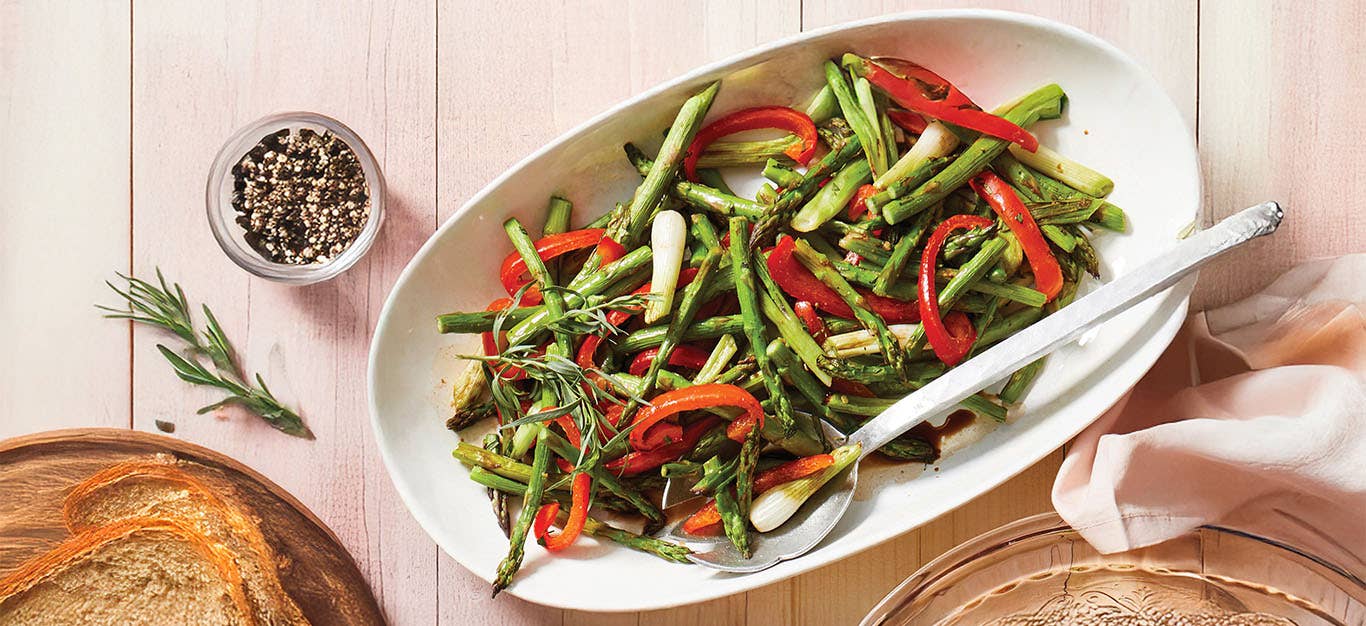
<box><xmin>848</xmin><ymin>202</ymin><xmax>1284</xmax><ymax>457</ymax></box>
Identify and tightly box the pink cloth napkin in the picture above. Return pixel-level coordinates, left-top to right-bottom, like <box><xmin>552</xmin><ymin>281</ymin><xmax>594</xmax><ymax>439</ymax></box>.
<box><xmin>1053</xmin><ymin>254</ymin><xmax>1366</xmax><ymax>575</ymax></box>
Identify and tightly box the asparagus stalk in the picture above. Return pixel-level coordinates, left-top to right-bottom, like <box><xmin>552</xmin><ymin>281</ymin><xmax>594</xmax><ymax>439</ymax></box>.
<box><xmin>692</xmin><ymin>334</ymin><xmax>738</xmax><ymax>384</ymax></box>
<box><xmin>697</xmin><ymin>168</ymin><xmax>735</xmax><ymax>195</ymax></box>
<box><xmin>966</xmin><ymin>279</ymin><xmax>1048</xmax><ymax>308</ymax></box>
<box><xmin>763</xmin><ymin>159</ymin><xmax>804</xmax><ymax>188</ymax></box>
<box><xmin>625</xmin><ymin>144</ymin><xmax>766</xmax><ymax>219</ymax></box>
<box><xmin>767</xmin><ymin>339</ymin><xmax>835</xmax><ymax>421</ymax></box>
<box><xmin>877</xmin><ymin>92</ymin><xmax>900</xmax><ymax>165</ymax></box>
<box><xmin>714</xmin><ymin>484</ymin><xmax>750</xmax><ymax>557</ymax></box>
<box><xmin>449</xmin><ymin>353</ymin><xmax>489</xmax><ymax>421</ymax></box>
<box><xmin>696</xmin><ymin>136</ymin><xmax>803</xmax><ymax>169</ymax></box>
<box><xmin>730</xmin><ymin>218</ymin><xmax>821</xmax><ymax>456</ymax></box>
<box><xmin>805</xmin><ymin>84</ymin><xmax>839</xmax><ymax>124</ymax></box>
<box><xmin>606</xmin><ymin>82</ymin><xmax>720</xmax><ymax>251</ymax></box>
<box><xmin>754</xmin><ymin>253</ymin><xmax>834</xmax><ymax>386</ymax></box>
<box><xmin>541</xmin><ymin>432</ymin><xmax>665</xmax><ymax>530</ymax></box>
<box><xmin>454</xmin><ymin>442</ymin><xmax>541</xmax><ymax>484</ymax></box>
<box><xmin>692</xmin><ymin>454</ymin><xmax>739</xmax><ymax>495</ymax></box>
<box><xmin>993</xmin><ymin>153</ymin><xmax>1127</xmax><ymax>232</ymax></box>
<box><xmin>872</xmin><ymin>205</ymin><xmax>938</xmax><ymax>295</ymax></box>
<box><xmin>543</xmin><ymin>196</ymin><xmax>573</xmax><ymax>282</ymax></box>
<box><xmin>505</xmin><ymin>218</ymin><xmax>573</xmax><ymax>356</ymax></box>
<box><xmin>835</xmin><ymin>228</ymin><xmax>894</xmax><ymax>265</ymax></box>
<box><xmin>825</xmin><ymin>60</ymin><xmax>886</xmax><ymax>175</ymax></box>
<box><xmin>492</xmin><ymin>430</ymin><xmax>551</xmax><ymax>595</ymax></box>
<box><xmin>482</xmin><ymin>434</ymin><xmax>512</xmax><ymax>538</ymax></box>
<box><xmin>750</xmin><ymin>136</ymin><xmax>864</xmax><ymax>247</ymax></box>
<box><xmin>791</xmin><ymin>159</ymin><xmax>873</xmax><ymax>232</ymax></box>
<box><xmin>1007</xmin><ymin>143</ymin><xmax>1113</xmax><ymax>197</ymax></box>
<box><xmin>883</xmin><ymin>84</ymin><xmax>1067</xmax><ymax>224</ymax></box>
<box><xmin>734</xmin><ymin>420</ymin><xmax>762</xmax><ymax>536</ymax></box>
<box><xmin>504</xmin><ymin>246</ymin><xmax>653</xmax><ymax>346</ymax></box>
<box><xmin>791</xmin><ymin>237</ymin><xmax>909</xmax><ymax>380</ymax></box>
<box><xmin>977</xmin><ymin>307</ymin><xmax>1045</xmax><ymax>347</ymax></box>
<box><xmin>614</xmin><ymin>314</ymin><xmax>746</xmax><ymax>353</ymax></box>
<box><xmin>469</xmin><ymin>469</ymin><xmax>691</xmax><ymax>563</ymax></box>
<box><xmin>688</xmin><ymin>424</ymin><xmax>734</xmax><ymax>462</ymax></box>
<box><xmin>447</xmin><ymin>399</ymin><xmax>496</xmax><ymax>432</ymax></box>
<box><xmin>637</xmin><ymin>246</ymin><xmax>721</xmax><ymax>399</ymax></box>
<box><xmin>865</xmin><ymin>154</ymin><xmax>952</xmax><ymax>220</ymax></box>
<box><xmin>1000</xmin><ymin>357</ymin><xmax>1045</xmax><ymax>405</ymax></box>
<box><xmin>437</xmin><ymin>306</ymin><xmax>539</xmax><ymax>334</ymax></box>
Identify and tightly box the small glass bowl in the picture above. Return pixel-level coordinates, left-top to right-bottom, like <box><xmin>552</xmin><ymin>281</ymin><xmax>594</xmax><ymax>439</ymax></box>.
<box><xmin>863</xmin><ymin>512</ymin><xmax>1365</xmax><ymax>626</ymax></box>
<box><xmin>206</xmin><ymin>112</ymin><xmax>385</xmax><ymax>285</ymax></box>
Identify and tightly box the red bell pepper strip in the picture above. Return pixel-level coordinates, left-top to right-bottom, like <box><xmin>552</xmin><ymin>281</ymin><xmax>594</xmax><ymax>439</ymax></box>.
<box><xmin>766</xmin><ymin>237</ymin><xmax>920</xmax><ymax>323</ymax></box>
<box><xmin>725</xmin><ymin>415</ymin><xmax>757</xmax><ymax>443</ymax></box>
<box><xmin>846</xmin><ymin>183</ymin><xmax>879</xmax><ymax>221</ymax></box>
<box><xmin>793</xmin><ymin>301</ymin><xmax>827</xmax><ymax>344</ymax></box>
<box><xmin>481</xmin><ymin>297</ymin><xmax>512</xmax><ymax>358</ymax></box>
<box><xmin>629</xmin><ymin>384</ymin><xmax>763</xmax><ymax>451</ymax></box>
<box><xmin>682</xmin><ymin>453</ymin><xmax>836</xmax><ymax>534</ymax></box>
<box><xmin>683</xmin><ymin>106</ymin><xmax>818</xmax><ymax>182</ymax></box>
<box><xmin>532</xmin><ymin>501</ymin><xmax>559</xmax><ymax>540</ymax></box>
<box><xmin>595</xmin><ymin>237</ymin><xmax>626</xmax><ymax>265</ymax></box>
<box><xmin>575</xmin><ymin>268</ymin><xmax>702</xmax><ymax>373</ymax></box>
<box><xmin>480</xmin><ymin>298</ymin><xmax>531</xmax><ymax>383</ymax></box>
<box><xmin>499</xmin><ymin>228</ymin><xmax>611</xmax><ymax>304</ymax></box>
<box><xmin>830</xmin><ymin>378</ymin><xmax>876</xmax><ymax>398</ymax></box>
<box><xmin>626</xmin><ymin>344</ymin><xmax>712</xmax><ymax>377</ymax></box>
<box><xmin>886</xmin><ymin>109</ymin><xmax>928</xmax><ymax>136</ymax></box>
<box><xmin>969</xmin><ymin>171</ymin><xmax>1063</xmax><ymax>301</ymax></box>
<box><xmin>605</xmin><ymin>416</ymin><xmax>722</xmax><ymax>476</ymax></box>
<box><xmin>858</xmin><ymin>57</ymin><xmax>1038</xmax><ymax>153</ymax></box>
<box><xmin>920</xmin><ymin>215</ymin><xmax>994</xmax><ymax>365</ymax></box>
<box><xmin>534</xmin><ymin>472</ymin><xmax>591</xmax><ymax>551</ymax></box>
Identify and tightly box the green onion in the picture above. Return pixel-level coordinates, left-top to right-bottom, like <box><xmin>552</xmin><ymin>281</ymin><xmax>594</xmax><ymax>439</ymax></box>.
<box><xmin>1008</xmin><ymin>143</ymin><xmax>1114</xmax><ymax>197</ymax></box>
<box><xmin>750</xmin><ymin>443</ymin><xmax>860</xmax><ymax>532</ymax></box>
<box><xmin>645</xmin><ymin>210</ymin><xmax>687</xmax><ymax>323</ymax></box>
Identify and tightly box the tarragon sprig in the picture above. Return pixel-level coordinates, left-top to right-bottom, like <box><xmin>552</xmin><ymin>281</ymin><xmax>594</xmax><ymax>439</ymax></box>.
<box><xmin>98</xmin><ymin>269</ymin><xmax>313</xmax><ymax>439</ymax></box>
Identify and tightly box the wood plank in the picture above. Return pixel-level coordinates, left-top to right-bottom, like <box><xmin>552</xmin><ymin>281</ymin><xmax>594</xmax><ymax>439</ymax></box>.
<box><xmin>130</xmin><ymin>2</ymin><xmax>437</xmax><ymax>623</ymax></box>
<box><xmin>436</xmin><ymin>1</ymin><xmax>799</xmax><ymax>623</ymax></box>
<box><xmin>0</xmin><ymin>1</ymin><xmax>131</xmax><ymax>437</ymax></box>
<box><xmin>1196</xmin><ymin>0</ymin><xmax>1366</xmax><ymax>308</ymax></box>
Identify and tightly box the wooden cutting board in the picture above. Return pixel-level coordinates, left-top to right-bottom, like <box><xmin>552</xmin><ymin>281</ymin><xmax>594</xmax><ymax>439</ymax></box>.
<box><xmin>0</xmin><ymin>428</ymin><xmax>385</xmax><ymax>625</ymax></box>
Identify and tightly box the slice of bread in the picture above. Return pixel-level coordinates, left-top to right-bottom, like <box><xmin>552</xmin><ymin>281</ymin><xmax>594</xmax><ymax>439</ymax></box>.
<box><xmin>61</xmin><ymin>456</ymin><xmax>309</xmax><ymax>625</ymax></box>
<box><xmin>0</xmin><ymin>516</ymin><xmax>253</xmax><ymax>625</ymax></box>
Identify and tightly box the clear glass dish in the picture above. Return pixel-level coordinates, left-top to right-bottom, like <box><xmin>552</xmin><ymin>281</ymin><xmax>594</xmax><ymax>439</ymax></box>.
<box><xmin>206</xmin><ymin>112</ymin><xmax>385</xmax><ymax>285</ymax></box>
<box><xmin>863</xmin><ymin>513</ymin><xmax>1365</xmax><ymax>626</ymax></box>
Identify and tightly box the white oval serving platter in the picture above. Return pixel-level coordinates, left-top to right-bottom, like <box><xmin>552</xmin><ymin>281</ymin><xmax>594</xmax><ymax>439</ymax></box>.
<box><xmin>369</xmin><ymin>9</ymin><xmax>1200</xmax><ymax>612</ymax></box>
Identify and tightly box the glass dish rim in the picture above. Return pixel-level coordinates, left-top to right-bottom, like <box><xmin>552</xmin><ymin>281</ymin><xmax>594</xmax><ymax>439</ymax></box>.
<box><xmin>862</xmin><ymin>511</ymin><xmax>1366</xmax><ymax>626</ymax></box>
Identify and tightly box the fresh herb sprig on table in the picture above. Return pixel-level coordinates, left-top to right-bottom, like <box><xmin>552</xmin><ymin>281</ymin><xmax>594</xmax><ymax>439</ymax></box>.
<box><xmin>98</xmin><ymin>269</ymin><xmax>312</xmax><ymax>439</ymax></box>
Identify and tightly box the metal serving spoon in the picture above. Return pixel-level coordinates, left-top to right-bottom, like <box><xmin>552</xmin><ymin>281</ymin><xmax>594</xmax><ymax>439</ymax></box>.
<box><xmin>659</xmin><ymin>202</ymin><xmax>1284</xmax><ymax>573</ymax></box>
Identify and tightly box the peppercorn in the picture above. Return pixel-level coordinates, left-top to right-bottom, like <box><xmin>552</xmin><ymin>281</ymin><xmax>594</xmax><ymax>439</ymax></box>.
<box><xmin>231</xmin><ymin>128</ymin><xmax>370</xmax><ymax>265</ymax></box>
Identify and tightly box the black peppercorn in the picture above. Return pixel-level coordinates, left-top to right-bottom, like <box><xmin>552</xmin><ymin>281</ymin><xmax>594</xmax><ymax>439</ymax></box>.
<box><xmin>231</xmin><ymin>128</ymin><xmax>370</xmax><ymax>265</ymax></box>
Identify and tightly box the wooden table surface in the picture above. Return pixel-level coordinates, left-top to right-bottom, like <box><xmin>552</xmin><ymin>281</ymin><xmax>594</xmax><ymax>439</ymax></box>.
<box><xmin>2</xmin><ymin>1</ymin><xmax>1359</xmax><ymax>624</ymax></box>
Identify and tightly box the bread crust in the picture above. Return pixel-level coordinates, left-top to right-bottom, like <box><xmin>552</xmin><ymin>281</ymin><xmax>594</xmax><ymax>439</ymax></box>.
<box><xmin>60</xmin><ymin>456</ymin><xmax>309</xmax><ymax>625</ymax></box>
<box><xmin>0</xmin><ymin>516</ymin><xmax>253</xmax><ymax>620</ymax></box>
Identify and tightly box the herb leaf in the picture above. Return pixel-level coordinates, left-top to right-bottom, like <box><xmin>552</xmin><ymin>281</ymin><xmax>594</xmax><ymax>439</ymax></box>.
<box><xmin>101</xmin><ymin>270</ymin><xmax>313</xmax><ymax>439</ymax></box>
